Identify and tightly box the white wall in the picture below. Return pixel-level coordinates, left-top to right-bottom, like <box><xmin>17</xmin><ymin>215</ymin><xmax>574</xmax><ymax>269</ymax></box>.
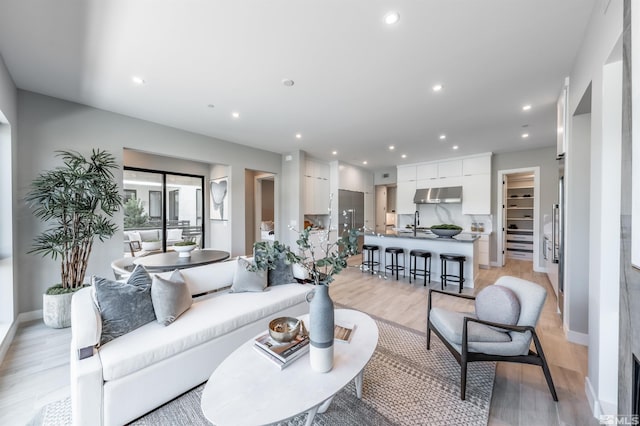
<box><xmin>490</xmin><ymin>146</ymin><xmax>557</xmax><ymax>266</ymax></box>
<box><xmin>0</xmin><ymin>53</ymin><xmax>18</xmax><ymax>328</ymax></box>
<box><xmin>565</xmin><ymin>0</ymin><xmax>623</xmax><ymax>417</ymax></box>
<box><xmin>16</xmin><ymin>91</ymin><xmax>282</xmax><ymax>313</ymax></box>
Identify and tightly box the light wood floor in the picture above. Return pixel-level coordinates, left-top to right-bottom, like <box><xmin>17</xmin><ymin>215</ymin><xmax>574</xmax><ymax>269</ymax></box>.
<box><xmin>0</xmin><ymin>259</ymin><xmax>597</xmax><ymax>425</ymax></box>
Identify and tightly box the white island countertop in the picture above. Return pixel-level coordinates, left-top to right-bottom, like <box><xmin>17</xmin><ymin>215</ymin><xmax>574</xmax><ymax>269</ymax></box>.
<box><xmin>363</xmin><ymin>232</ymin><xmax>480</xmax><ymax>289</ymax></box>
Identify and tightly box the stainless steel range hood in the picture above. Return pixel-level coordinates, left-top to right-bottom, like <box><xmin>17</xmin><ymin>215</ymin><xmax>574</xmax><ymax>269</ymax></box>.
<box><xmin>413</xmin><ymin>186</ymin><xmax>462</xmax><ymax>204</ymax></box>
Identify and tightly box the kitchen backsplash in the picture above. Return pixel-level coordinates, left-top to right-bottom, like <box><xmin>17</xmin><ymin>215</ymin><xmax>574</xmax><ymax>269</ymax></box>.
<box><xmin>396</xmin><ymin>204</ymin><xmax>493</xmax><ymax>234</ymax></box>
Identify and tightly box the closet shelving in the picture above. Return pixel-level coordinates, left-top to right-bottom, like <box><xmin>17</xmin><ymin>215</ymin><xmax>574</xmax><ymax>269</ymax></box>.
<box><xmin>505</xmin><ymin>178</ymin><xmax>534</xmax><ymax>261</ymax></box>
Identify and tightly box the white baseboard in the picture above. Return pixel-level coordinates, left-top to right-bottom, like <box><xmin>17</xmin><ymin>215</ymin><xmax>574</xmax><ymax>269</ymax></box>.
<box><xmin>0</xmin><ymin>310</ymin><xmax>43</xmax><ymax>366</ymax></box>
<box><xmin>585</xmin><ymin>377</ymin><xmax>602</xmax><ymax>419</ymax></box>
<box><xmin>564</xmin><ymin>325</ymin><xmax>589</xmax><ymax>346</ymax></box>
<box><xmin>17</xmin><ymin>309</ymin><xmax>43</xmax><ymax>322</ymax></box>
<box><xmin>585</xmin><ymin>377</ymin><xmax>618</xmax><ymax>420</ymax></box>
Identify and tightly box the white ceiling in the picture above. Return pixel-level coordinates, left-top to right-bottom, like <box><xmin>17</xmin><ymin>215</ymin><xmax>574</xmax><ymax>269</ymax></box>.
<box><xmin>0</xmin><ymin>0</ymin><xmax>596</xmax><ymax>169</ymax></box>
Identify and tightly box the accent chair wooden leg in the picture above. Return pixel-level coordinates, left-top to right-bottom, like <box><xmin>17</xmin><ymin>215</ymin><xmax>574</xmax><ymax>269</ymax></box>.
<box><xmin>460</xmin><ymin>355</ymin><xmax>467</xmax><ymax>400</ymax></box>
<box><xmin>532</xmin><ymin>331</ymin><xmax>559</xmax><ymax>401</ymax></box>
<box><xmin>426</xmin><ymin>324</ymin><xmax>431</xmax><ymax>350</ymax></box>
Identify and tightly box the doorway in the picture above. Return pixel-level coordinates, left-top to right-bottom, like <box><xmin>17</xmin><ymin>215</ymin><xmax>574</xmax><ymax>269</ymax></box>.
<box><xmin>497</xmin><ymin>167</ymin><xmax>541</xmax><ymax>270</ymax></box>
<box><xmin>245</xmin><ymin>170</ymin><xmax>277</xmax><ymax>255</ymax></box>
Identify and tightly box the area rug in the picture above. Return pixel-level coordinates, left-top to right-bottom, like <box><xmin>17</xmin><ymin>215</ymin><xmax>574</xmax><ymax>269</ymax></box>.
<box><xmin>30</xmin><ymin>315</ymin><xmax>495</xmax><ymax>426</ymax></box>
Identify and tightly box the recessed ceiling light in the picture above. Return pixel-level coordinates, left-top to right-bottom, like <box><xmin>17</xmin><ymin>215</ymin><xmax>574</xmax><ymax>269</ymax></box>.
<box><xmin>401</xmin><ymin>154</ymin><xmax>407</xmax><ymax>159</ymax></box>
<box><xmin>232</xmin><ymin>112</ymin><xmax>240</xmax><ymax>118</ymax></box>
<box><xmin>282</xmin><ymin>79</ymin><xmax>295</xmax><ymax>87</ymax></box>
<box><xmin>432</xmin><ymin>84</ymin><xmax>443</xmax><ymax>92</ymax></box>
<box><xmin>384</xmin><ymin>11</ymin><xmax>400</xmax><ymax>25</ymax></box>
<box><xmin>362</xmin><ymin>161</ymin><xmax>368</xmax><ymax>165</ymax></box>
<box><xmin>439</xmin><ymin>134</ymin><xmax>446</xmax><ymax>140</ymax></box>
<box><xmin>522</xmin><ymin>133</ymin><xmax>529</xmax><ymax>138</ymax></box>
<box><xmin>452</xmin><ymin>145</ymin><xmax>459</xmax><ymax>150</ymax></box>
<box><xmin>332</xmin><ymin>151</ymin><xmax>338</xmax><ymax>155</ymax></box>
<box><xmin>295</xmin><ymin>133</ymin><xmax>302</xmax><ymax>139</ymax></box>
<box><xmin>389</xmin><ymin>145</ymin><xmax>395</xmax><ymax>150</ymax></box>
<box><xmin>522</xmin><ymin>104</ymin><xmax>532</xmax><ymax>111</ymax></box>
<box><xmin>132</xmin><ymin>76</ymin><xmax>145</xmax><ymax>85</ymax></box>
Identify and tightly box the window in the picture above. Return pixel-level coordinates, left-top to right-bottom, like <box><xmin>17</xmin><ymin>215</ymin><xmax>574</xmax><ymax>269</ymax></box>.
<box><xmin>123</xmin><ymin>168</ymin><xmax>205</xmax><ymax>253</ymax></box>
<box><xmin>124</xmin><ymin>189</ymin><xmax>137</xmax><ymax>203</ymax></box>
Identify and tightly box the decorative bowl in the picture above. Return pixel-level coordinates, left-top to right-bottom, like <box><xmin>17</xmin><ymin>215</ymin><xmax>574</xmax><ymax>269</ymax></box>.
<box><xmin>430</xmin><ymin>228</ymin><xmax>462</xmax><ymax>238</ymax></box>
<box><xmin>173</xmin><ymin>244</ymin><xmax>197</xmax><ymax>257</ymax></box>
<box><xmin>269</xmin><ymin>317</ymin><xmax>301</xmax><ymax>343</ymax></box>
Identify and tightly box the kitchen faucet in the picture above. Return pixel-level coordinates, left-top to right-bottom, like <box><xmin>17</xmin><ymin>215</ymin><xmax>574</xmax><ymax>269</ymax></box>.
<box><xmin>414</xmin><ymin>210</ymin><xmax>420</xmax><ymax>237</ymax></box>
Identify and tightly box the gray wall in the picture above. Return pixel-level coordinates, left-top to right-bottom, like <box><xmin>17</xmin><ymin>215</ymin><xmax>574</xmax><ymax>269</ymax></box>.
<box><xmin>491</xmin><ymin>146</ymin><xmax>557</xmax><ymax>266</ymax></box>
<box><xmin>0</xmin><ymin>53</ymin><xmax>18</xmax><ymax>324</ymax></box>
<box><xmin>16</xmin><ymin>90</ymin><xmax>283</xmax><ymax>313</ymax></box>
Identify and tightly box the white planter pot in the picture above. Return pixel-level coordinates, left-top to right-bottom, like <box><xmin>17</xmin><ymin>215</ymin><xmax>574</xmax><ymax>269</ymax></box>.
<box><xmin>173</xmin><ymin>245</ymin><xmax>197</xmax><ymax>257</ymax></box>
<box><xmin>43</xmin><ymin>292</ymin><xmax>74</xmax><ymax>328</ymax></box>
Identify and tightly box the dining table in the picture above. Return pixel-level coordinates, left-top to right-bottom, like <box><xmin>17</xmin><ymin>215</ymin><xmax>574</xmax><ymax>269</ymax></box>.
<box><xmin>133</xmin><ymin>249</ymin><xmax>230</xmax><ymax>272</ymax></box>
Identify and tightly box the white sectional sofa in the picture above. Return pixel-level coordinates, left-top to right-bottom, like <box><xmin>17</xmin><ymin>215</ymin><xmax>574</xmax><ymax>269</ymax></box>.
<box><xmin>70</xmin><ymin>258</ymin><xmax>313</xmax><ymax>426</ymax></box>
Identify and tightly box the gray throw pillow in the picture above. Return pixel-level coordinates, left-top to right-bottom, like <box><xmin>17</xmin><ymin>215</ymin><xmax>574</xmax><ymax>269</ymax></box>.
<box><xmin>268</xmin><ymin>254</ymin><xmax>295</xmax><ymax>286</ymax></box>
<box><xmin>151</xmin><ymin>269</ymin><xmax>193</xmax><ymax>326</ymax></box>
<box><xmin>474</xmin><ymin>285</ymin><xmax>521</xmax><ymax>330</ymax></box>
<box><xmin>230</xmin><ymin>257</ymin><xmax>267</xmax><ymax>293</ymax></box>
<box><xmin>93</xmin><ymin>265</ymin><xmax>156</xmax><ymax>345</ymax></box>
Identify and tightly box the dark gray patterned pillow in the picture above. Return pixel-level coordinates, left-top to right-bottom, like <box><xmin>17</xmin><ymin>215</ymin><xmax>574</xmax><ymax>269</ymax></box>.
<box><xmin>94</xmin><ymin>265</ymin><xmax>156</xmax><ymax>345</ymax></box>
<box><xmin>268</xmin><ymin>254</ymin><xmax>295</xmax><ymax>286</ymax></box>
<box><xmin>151</xmin><ymin>269</ymin><xmax>193</xmax><ymax>326</ymax></box>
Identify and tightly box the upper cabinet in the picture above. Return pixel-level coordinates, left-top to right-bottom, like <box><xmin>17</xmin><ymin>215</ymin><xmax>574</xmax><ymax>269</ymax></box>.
<box><xmin>461</xmin><ymin>154</ymin><xmax>492</xmax><ymax>215</ymax></box>
<box><xmin>397</xmin><ymin>165</ymin><xmax>417</xmax><ymax>183</ymax></box>
<box><xmin>304</xmin><ymin>158</ymin><xmax>330</xmax><ymax>215</ymax></box>
<box><xmin>396</xmin><ymin>153</ymin><xmax>492</xmax><ymax>216</ymax></box>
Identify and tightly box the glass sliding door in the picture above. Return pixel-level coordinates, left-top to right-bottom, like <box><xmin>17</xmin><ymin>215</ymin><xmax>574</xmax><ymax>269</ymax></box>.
<box><xmin>123</xmin><ymin>168</ymin><xmax>205</xmax><ymax>255</ymax></box>
<box><xmin>166</xmin><ymin>174</ymin><xmax>204</xmax><ymax>247</ymax></box>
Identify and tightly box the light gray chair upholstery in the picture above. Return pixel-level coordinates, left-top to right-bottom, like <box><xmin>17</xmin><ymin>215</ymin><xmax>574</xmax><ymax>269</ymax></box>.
<box><xmin>110</xmin><ymin>257</ymin><xmax>136</xmax><ymax>280</ymax></box>
<box><xmin>427</xmin><ymin>276</ymin><xmax>558</xmax><ymax>401</ymax></box>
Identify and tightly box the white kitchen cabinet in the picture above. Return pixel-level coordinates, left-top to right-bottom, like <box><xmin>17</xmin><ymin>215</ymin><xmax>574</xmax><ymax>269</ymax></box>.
<box><xmin>437</xmin><ymin>160</ymin><xmax>462</xmax><ymax>178</ymax></box>
<box><xmin>462</xmin><ymin>173</ymin><xmax>491</xmax><ymax>214</ymax></box>
<box><xmin>462</xmin><ymin>156</ymin><xmax>491</xmax><ymax>176</ymax></box>
<box><xmin>461</xmin><ymin>154</ymin><xmax>491</xmax><ymax>215</ymax></box>
<box><xmin>304</xmin><ymin>158</ymin><xmax>330</xmax><ymax>214</ymax></box>
<box><xmin>477</xmin><ymin>234</ymin><xmax>490</xmax><ymax>268</ymax></box>
<box><xmin>397</xmin><ymin>165</ymin><xmax>417</xmax><ymax>182</ymax></box>
<box><xmin>396</xmin><ymin>181</ymin><xmax>417</xmax><ymax>215</ymax></box>
<box><xmin>416</xmin><ymin>164</ymin><xmax>438</xmax><ymax>180</ymax></box>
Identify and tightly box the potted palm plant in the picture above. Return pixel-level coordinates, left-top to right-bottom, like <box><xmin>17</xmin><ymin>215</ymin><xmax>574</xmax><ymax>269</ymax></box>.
<box><xmin>26</xmin><ymin>149</ymin><xmax>122</xmax><ymax>328</ymax></box>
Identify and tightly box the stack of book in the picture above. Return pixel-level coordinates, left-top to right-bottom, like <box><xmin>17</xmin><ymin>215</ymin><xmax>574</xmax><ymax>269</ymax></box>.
<box><xmin>253</xmin><ymin>333</ymin><xmax>310</xmax><ymax>370</ymax></box>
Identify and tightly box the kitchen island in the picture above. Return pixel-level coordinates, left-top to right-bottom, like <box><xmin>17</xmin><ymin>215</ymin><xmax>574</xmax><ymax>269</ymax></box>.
<box><xmin>363</xmin><ymin>230</ymin><xmax>480</xmax><ymax>289</ymax></box>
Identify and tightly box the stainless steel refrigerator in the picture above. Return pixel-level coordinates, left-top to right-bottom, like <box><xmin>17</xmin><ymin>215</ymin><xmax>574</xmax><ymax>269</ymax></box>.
<box><xmin>338</xmin><ymin>189</ymin><xmax>365</xmax><ymax>249</ymax></box>
<box><xmin>552</xmin><ymin>157</ymin><xmax>565</xmax><ymax>318</ymax></box>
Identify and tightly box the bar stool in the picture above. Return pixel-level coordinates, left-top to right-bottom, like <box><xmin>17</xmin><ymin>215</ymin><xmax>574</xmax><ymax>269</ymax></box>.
<box><xmin>384</xmin><ymin>247</ymin><xmax>406</xmax><ymax>280</ymax></box>
<box><xmin>409</xmin><ymin>249</ymin><xmax>432</xmax><ymax>286</ymax></box>
<box><xmin>361</xmin><ymin>244</ymin><xmax>381</xmax><ymax>275</ymax></box>
<box><xmin>440</xmin><ymin>253</ymin><xmax>466</xmax><ymax>293</ymax></box>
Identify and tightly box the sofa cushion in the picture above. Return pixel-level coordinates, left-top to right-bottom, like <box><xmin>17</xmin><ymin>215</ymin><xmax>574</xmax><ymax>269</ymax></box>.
<box><xmin>166</xmin><ymin>228</ymin><xmax>183</xmax><ymax>241</ymax></box>
<box><xmin>99</xmin><ymin>283</ymin><xmax>313</xmax><ymax>381</ymax></box>
<box><xmin>475</xmin><ymin>285</ymin><xmax>521</xmax><ymax>329</ymax></box>
<box><xmin>429</xmin><ymin>307</ymin><xmax>511</xmax><ymax>345</ymax></box>
<box><xmin>151</xmin><ymin>270</ymin><xmax>192</xmax><ymax>326</ymax></box>
<box><xmin>93</xmin><ymin>266</ymin><xmax>156</xmax><ymax>345</ymax></box>
<box><xmin>268</xmin><ymin>254</ymin><xmax>295</xmax><ymax>286</ymax></box>
<box><xmin>230</xmin><ymin>257</ymin><xmax>267</xmax><ymax>293</ymax></box>
<box><xmin>138</xmin><ymin>230</ymin><xmax>159</xmax><ymax>242</ymax></box>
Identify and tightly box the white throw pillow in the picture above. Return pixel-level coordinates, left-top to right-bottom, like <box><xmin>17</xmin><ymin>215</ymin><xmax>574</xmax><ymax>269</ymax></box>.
<box><xmin>167</xmin><ymin>229</ymin><xmax>183</xmax><ymax>241</ymax></box>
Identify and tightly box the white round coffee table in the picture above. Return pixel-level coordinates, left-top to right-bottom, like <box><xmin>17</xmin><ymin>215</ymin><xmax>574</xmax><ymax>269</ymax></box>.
<box><xmin>201</xmin><ymin>309</ymin><xmax>378</xmax><ymax>426</ymax></box>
